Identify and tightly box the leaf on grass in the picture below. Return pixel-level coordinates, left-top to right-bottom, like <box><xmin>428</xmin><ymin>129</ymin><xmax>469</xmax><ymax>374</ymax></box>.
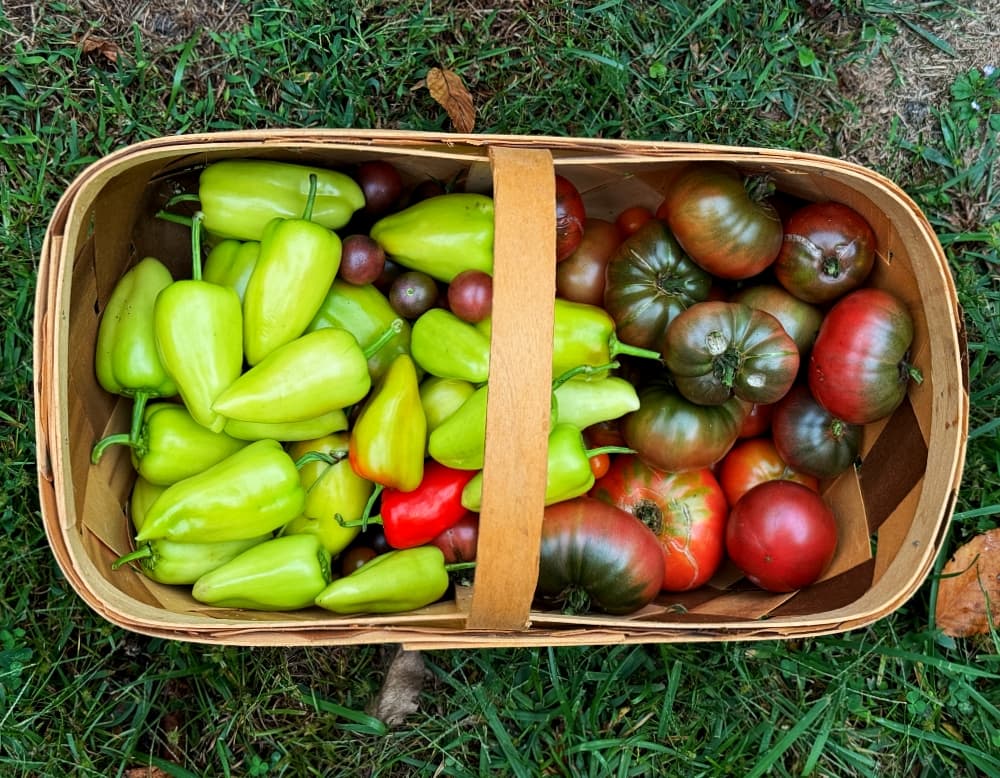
<box><xmin>78</xmin><ymin>34</ymin><xmax>121</xmax><ymax>63</ymax></box>
<box><xmin>425</xmin><ymin>67</ymin><xmax>475</xmax><ymax>133</ymax></box>
<box><xmin>936</xmin><ymin>528</ymin><xmax>1000</xmax><ymax>637</ymax></box>
<box><xmin>125</xmin><ymin>768</ymin><xmax>170</xmax><ymax>778</ymax></box>
<box><xmin>366</xmin><ymin>648</ymin><xmax>426</xmax><ymax>728</ymax></box>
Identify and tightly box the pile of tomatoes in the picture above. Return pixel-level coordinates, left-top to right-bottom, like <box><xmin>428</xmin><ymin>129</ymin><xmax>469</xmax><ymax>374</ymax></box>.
<box><xmin>549</xmin><ymin>162</ymin><xmax>921</xmax><ymax>608</ymax></box>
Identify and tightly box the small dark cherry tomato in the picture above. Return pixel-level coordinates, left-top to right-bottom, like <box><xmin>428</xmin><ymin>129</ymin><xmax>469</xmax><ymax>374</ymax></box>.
<box><xmin>447</xmin><ymin>269</ymin><xmax>493</xmax><ymax>323</ymax></box>
<box><xmin>341</xmin><ymin>546</ymin><xmax>377</xmax><ymax>576</ymax></box>
<box><xmin>339</xmin><ymin>234</ymin><xmax>386</xmax><ymax>285</ymax></box>
<box><xmin>356</xmin><ymin>160</ymin><xmax>404</xmax><ymax>216</ymax></box>
<box><xmin>389</xmin><ymin>270</ymin><xmax>440</xmax><ymax>319</ymax></box>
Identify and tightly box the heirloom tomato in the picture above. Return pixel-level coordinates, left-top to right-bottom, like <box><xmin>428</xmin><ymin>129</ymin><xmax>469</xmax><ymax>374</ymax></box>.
<box><xmin>615</xmin><ymin>205</ymin><xmax>653</xmax><ymax>238</ymax></box>
<box><xmin>726</xmin><ymin>480</ymin><xmax>838</xmax><ymax>592</ymax></box>
<box><xmin>771</xmin><ymin>385</ymin><xmax>861</xmax><ymax>479</ymax></box>
<box><xmin>657</xmin><ymin>163</ymin><xmax>783</xmax><ymax>280</ymax></box>
<box><xmin>717</xmin><ymin>437</ymin><xmax>818</xmax><ymax>506</ymax></box>
<box><xmin>737</xmin><ymin>402</ymin><xmax>774</xmax><ymax>439</ymax></box>
<box><xmin>429</xmin><ymin>513</ymin><xmax>479</xmax><ymax>564</ymax></box>
<box><xmin>603</xmin><ymin>219</ymin><xmax>713</xmax><ymax>350</ymax></box>
<box><xmin>730</xmin><ymin>284</ymin><xmax>823</xmax><ymax>356</ymax></box>
<box><xmin>809</xmin><ymin>288</ymin><xmax>921</xmax><ymax>425</ymax></box>
<box><xmin>622</xmin><ymin>377</ymin><xmax>747</xmax><ymax>473</ymax></box>
<box><xmin>663</xmin><ymin>301</ymin><xmax>800</xmax><ymax>406</ymax></box>
<box><xmin>535</xmin><ymin>497</ymin><xmax>664</xmax><ymax>615</ymax></box>
<box><xmin>591</xmin><ymin>456</ymin><xmax>728</xmax><ymax>591</ymax></box>
<box><xmin>555</xmin><ymin>175</ymin><xmax>587</xmax><ymax>262</ymax></box>
<box><xmin>556</xmin><ymin>218</ymin><xmax>621</xmax><ymax>306</ymax></box>
<box><xmin>774</xmin><ymin>201</ymin><xmax>876</xmax><ymax>304</ymax></box>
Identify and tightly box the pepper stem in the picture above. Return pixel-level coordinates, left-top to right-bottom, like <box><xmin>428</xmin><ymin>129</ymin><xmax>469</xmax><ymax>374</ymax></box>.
<box><xmin>444</xmin><ymin>561</ymin><xmax>477</xmax><ymax>572</ymax></box>
<box><xmin>360</xmin><ymin>484</ymin><xmax>385</xmax><ymax>528</ymax></box>
<box><xmin>585</xmin><ymin>445</ymin><xmax>635</xmax><ymax>458</ymax></box>
<box><xmin>163</xmin><ymin>193</ymin><xmax>201</xmax><ymax>208</ymax></box>
<box><xmin>609</xmin><ymin>334</ymin><xmax>661</xmax><ymax>362</ymax></box>
<box><xmin>302</xmin><ymin>174</ymin><xmax>319</xmax><ymax>221</ymax></box>
<box><xmin>362</xmin><ymin>319</ymin><xmax>405</xmax><ymax>360</ymax></box>
<box><xmin>191</xmin><ymin>211</ymin><xmax>206</xmax><ymax>280</ymax></box>
<box><xmin>154</xmin><ymin>210</ymin><xmax>194</xmax><ymax>228</ymax></box>
<box><xmin>336</xmin><ymin>513</ymin><xmax>384</xmax><ymax>529</ymax></box>
<box><xmin>111</xmin><ymin>545</ymin><xmax>152</xmax><ymax>570</ymax></box>
<box><xmin>91</xmin><ymin>433</ymin><xmax>137</xmax><ymax>465</ymax></box>
<box><xmin>129</xmin><ymin>392</ymin><xmax>149</xmax><ymax>446</ymax></box>
<box><xmin>294</xmin><ymin>449</ymin><xmax>348</xmax><ymax>469</ymax></box>
<box><xmin>551</xmin><ymin>361</ymin><xmax>619</xmax><ymax>391</ymax></box>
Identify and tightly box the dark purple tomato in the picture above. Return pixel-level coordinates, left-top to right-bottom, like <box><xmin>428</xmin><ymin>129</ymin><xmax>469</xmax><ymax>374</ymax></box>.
<box><xmin>338</xmin><ymin>234</ymin><xmax>386</xmax><ymax>285</ymax></box>
<box><xmin>356</xmin><ymin>160</ymin><xmax>404</xmax><ymax>216</ymax></box>
<box><xmin>389</xmin><ymin>270</ymin><xmax>440</xmax><ymax>319</ymax></box>
<box><xmin>555</xmin><ymin>175</ymin><xmax>587</xmax><ymax>262</ymax></box>
<box><xmin>447</xmin><ymin>269</ymin><xmax>493</xmax><ymax>323</ymax></box>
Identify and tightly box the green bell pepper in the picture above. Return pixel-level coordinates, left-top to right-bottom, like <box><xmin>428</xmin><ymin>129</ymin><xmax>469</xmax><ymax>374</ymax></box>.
<box><xmin>203</xmin><ymin>239</ymin><xmax>259</xmax><ymax>303</ymax></box>
<box><xmin>410</xmin><ymin>308</ymin><xmax>491</xmax><ymax>383</ymax></box>
<box><xmin>307</xmin><ymin>279</ymin><xmax>413</xmax><ymax>384</ymax></box>
<box><xmin>192</xmin><ymin>534</ymin><xmax>333</xmax><ymax>611</ymax></box>
<box><xmin>369</xmin><ymin>193</ymin><xmax>494</xmax><ymax>282</ymax></box>
<box><xmin>349</xmin><ymin>354</ymin><xmax>426</xmax><ymax>492</ymax></box>
<box><xmin>461</xmin><ymin>423</ymin><xmax>631</xmax><ymax>511</ymax></box>
<box><xmin>94</xmin><ymin>256</ymin><xmax>178</xmax><ymax>443</ymax></box>
<box><xmin>198</xmin><ymin>159</ymin><xmax>364</xmax><ymax>240</ymax></box>
<box><xmin>243</xmin><ymin>174</ymin><xmax>343</xmax><ymax>365</ymax></box>
<box><xmin>135</xmin><ymin>439</ymin><xmax>306</xmax><ymax>543</ymax></box>
<box><xmin>419</xmin><ymin>376</ymin><xmax>476</xmax><ymax>436</ymax></box>
<box><xmin>282</xmin><ymin>433</ymin><xmax>374</xmax><ymax>555</ymax></box>
<box><xmin>427</xmin><ymin>384</ymin><xmax>489</xmax><ymax>471</ymax></box>
<box><xmin>222</xmin><ymin>409</ymin><xmax>348</xmax><ymax>442</ymax></box>
<box><xmin>552</xmin><ymin>375</ymin><xmax>640</xmax><ymax>430</ymax></box>
<box><xmin>313</xmin><ymin>546</ymin><xmax>451</xmax><ymax>614</ymax></box>
<box><xmin>91</xmin><ymin>401</ymin><xmax>247</xmax><ymax>485</ymax></box>
<box><xmin>154</xmin><ymin>213</ymin><xmax>244</xmax><ymax>433</ymax></box>
<box><xmin>114</xmin><ymin>477</ymin><xmax>268</xmax><ymax>585</ymax></box>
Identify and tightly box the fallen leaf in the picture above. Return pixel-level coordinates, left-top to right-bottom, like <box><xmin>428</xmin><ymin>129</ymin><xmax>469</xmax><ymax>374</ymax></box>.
<box><xmin>125</xmin><ymin>768</ymin><xmax>170</xmax><ymax>778</ymax></box>
<box><xmin>425</xmin><ymin>67</ymin><xmax>475</xmax><ymax>133</ymax></box>
<box><xmin>935</xmin><ymin>528</ymin><xmax>1000</xmax><ymax>637</ymax></box>
<box><xmin>366</xmin><ymin>648</ymin><xmax>426</xmax><ymax>727</ymax></box>
<box><xmin>78</xmin><ymin>34</ymin><xmax>121</xmax><ymax>64</ymax></box>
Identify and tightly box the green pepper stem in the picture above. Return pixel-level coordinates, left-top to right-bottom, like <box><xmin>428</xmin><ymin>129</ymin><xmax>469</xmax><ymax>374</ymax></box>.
<box><xmin>191</xmin><ymin>211</ymin><xmax>205</xmax><ymax>280</ymax></box>
<box><xmin>444</xmin><ymin>561</ymin><xmax>477</xmax><ymax>572</ymax></box>
<box><xmin>302</xmin><ymin>174</ymin><xmax>319</xmax><ymax>221</ymax></box>
<box><xmin>154</xmin><ymin>210</ymin><xmax>194</xmax><ymax>228</ymax></box>
<box><xmin>609</xmin><ymin>334</ymin><xmax>661</xmax><ymax>362</ymax></box>
<box><xmin>163</xmin><ymin>193</ymin><xmax>201</xmax><ymax>208</ymax></box>
<box><xmin>91</xmin><ymin>433</ymin><xmax>140</xmax><ymax>465</ymax></box>
<box><xmin>294</xmin><ymin>450</ymin><xmax>348</xmax><ymax>469</ymax></box>
<box><xmin>129</xmin><ymin>392</ymin><xmax>149</xmax><ymax>447</ymax></box>
<box><xmin>585</xmin><ymin>445</ymin><xmax>635</xmax><ymax>458</ymax></box>
<box><xmin>359</xmin><ymin>484</ymin><xmax>385</xmax><ymax>529</ymax></box>
<box><xmin>362</xmin><ymin>319</ymin><xmax>405</xmax><ymax>360</ymax></box>
<box><xmin>551</xmin><ymin>361</ymin><xmax>620</xmax><ymax>391</ymax></box>
<box><xmin>336</xmin><ymin>512</ymin><xmax>383</xmax><ymax>530</ymax></box>
<box><xmin>112</xmin><ymin>545</ymin><xmax>152</xmax><ymax>570</ymax></box>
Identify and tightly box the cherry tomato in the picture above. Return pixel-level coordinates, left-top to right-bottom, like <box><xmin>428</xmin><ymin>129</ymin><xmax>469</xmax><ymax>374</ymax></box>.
<box><xmin>389</xmin><ymin>270</ymin><xmax>440</xmax><ymax>319</ymax></box>
<box><xmin>447</xmin><ymin>269</ymin><xmax>493</xmax><ymax>323</ymax></box>
<box><xmin>555</xmin><ymin>175</ymin><xmax>587</xmax><ymax>262</ymax></box>
<box><xmin>615</xmin><ymin>205</ymin><xmax>653</xmax><ymax>238</ymax></box>
<box><xmin>340</xmin><ymin>546</ymin><xmax>377</xmax><ymax>576</ymax></box>
<box><xmin>725</xmin><ymin>480</ymin><xmax>838</xmax><ymax>592</ymax></box>
<box><xmin>355</xmin><ymin>160</ymin><xmax>404</xmax><ymax>216</ymax></box>
<box><xmin>429</xmin><ymin>513</ymin><xmax>479</xmax><ymax>564</ymax></box>
<box><xmin>338</xmin><ymin>234</ymin><xmax>386</xmax><ymax>285</ymax></box>
<box><xmin>717</xmin><ymin>437</ymin><xmax>819</xmax><ymax>506</ymax></box>
<box><xmin>588</xmin><ymin>452</ymin><xmax>611</xmax><ymax>480</ymax></box>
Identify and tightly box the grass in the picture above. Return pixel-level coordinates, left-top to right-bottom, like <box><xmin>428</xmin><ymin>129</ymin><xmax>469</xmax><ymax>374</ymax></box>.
<box><xmin>2</xmin><ymin>0</ymin><xmax>999</xmax><ymax>775</ymax></box>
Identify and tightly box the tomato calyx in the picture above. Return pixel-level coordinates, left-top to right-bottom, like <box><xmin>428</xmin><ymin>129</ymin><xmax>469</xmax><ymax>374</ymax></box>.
<box><xmin>561</xmin><ymin>586</ymin><xmax>593</xmax><ymax>615</ymax></box>
<box><xmin>900</xmin><ymin>357</ymin><xmax>924</xmax><ymax>385</ymax></box>
<box><xmin>744</xmin><ymin>173</ymin><xmax>777</xmax><ymax>206</ymax></box>
<box><xmin>710</xmin><ymin>344</ymin><xmax>742</xmax><ymax>389</ymax></box>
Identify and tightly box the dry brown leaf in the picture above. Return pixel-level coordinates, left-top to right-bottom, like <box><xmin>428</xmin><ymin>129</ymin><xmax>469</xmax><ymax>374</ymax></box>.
<box><xmin>366</xmin><ymin>648</ymin><xmax>426</xmax><ymax>727</ymax></box>
<box><xmin>935</xmin><ymin>528</ymin><xmax>1000</xmax><ymax>637</ymax></box>
<box><xmin>79</xmin><ymin>34</ymin><xmax>121</xmax><ymax>64</ymax></box>
<box><xmin>425</xmin><ymin>67</ymin><xmax>475</xmax><ymax>133</ymax></box>
<box><xmin>125</xmin><ymin>768</ymin><xmax>170</xmax><ymax>778</ymax></box>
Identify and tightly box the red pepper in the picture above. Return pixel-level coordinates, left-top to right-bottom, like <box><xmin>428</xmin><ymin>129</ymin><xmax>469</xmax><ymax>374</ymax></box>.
<box><xmin>342</xmin><ymin>460</ymin><xmax>476</xmax><ymax>549</ymax></box>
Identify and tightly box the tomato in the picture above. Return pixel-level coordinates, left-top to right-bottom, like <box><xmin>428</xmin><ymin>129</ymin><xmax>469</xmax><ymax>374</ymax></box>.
<box><xmin>555</xmin><ymin>218</ymin><xmax>620</xmax><ymax>306</ymax></box>
<box><xmin>603</xmin><ymin>219</ymin><xmax>713</xmax><ymax>350</ymax></box>
<box><xmin>591</xmin><ymin>456</ymin><xmax>728</xmax><ymax>591</ymax></box>
<box><xmin>535</xmin><ymin>497</ymin><xmax>664</xmax><ymax>615</ymax></box>
<box><xmin>771</xmin><ymin>384</ymin><xmax>862</xmax><ymax>479</ymax></box>
<box><xmin>774</xmin><ymin>201</ymin><xmax>877</xmax><ymax>304</ymax></box>
<box><xmin>622</xmin><ymin>378</ymin><xmax>747</xmax><ymax>472</ymax></box>
<box><xmin>717</xmin><ymin>437</ymin><xmax>818</xmax><ymax>505</ymax></box>
<box><xmin>588</xmin><ymin>452</ymin><xmax>611</xmax><ymax>480</ymax></box>
<box><xmin>809</xmin><ymin>288</ymin><xmax>920</xmax><ymax>424</ymax></box>
<box><xmin>657</xmin><ymin>163</ymin><xmax>783</xmax><ymax>280</ymax></box>
<box><xmin>663</xmin><ymin>301</ymin><xmax>800</xmax><ymax>406</ymax></box>
<box><xmin>615</xmin><ymin>205</ymin><xmax>653</xmax><ymax>238</ymax></box>
<box><xmin>389</xmin><ymin>270</ymin><xmax>440</xmax><ymax>319</ymax></box>
<box><xmin>447</xmin><ymin>269</ymin><xmax>493</xmax><ymax>323</ymax></box>
<box><xmin>730</xmin><ymin>284</ymin><xmax>824</xmax><ymax>356</ymax></box>
<box><xmin>340</xmin><ymin>546</ymin><xmax>377</xmax><ymax>576</ymax></box>
<box><xmin>429</xmin><ymin>513</ymin><xmax>479</xmax><ymax>564</ymax></box>
<box><xmin>338</xmin><ymin>234</ymin><xmax>386</xmax><ymax>286</ymax></box>
<box><xmin>737</xmin><ymin>402</ymin><xmax>774</xmax><ymax>439</ymax></box>
<box><xmin>583</xmin><ymin>419</ymin><xmax>627</xmax><ymax>449</ymax></box>
<box><xmin>725</xmin><ymin>480</ymin><xmax>838</xmax><ymax>592</ymax></box>
<box><xmin>355</xmin><ymin>160</ymin><xmax>404</xmax><ymax>216</ymax></box>
<box><xmin>555</xmin><ymin>175</ymin><xmax>587</xmax><ymax>262</ymax></box>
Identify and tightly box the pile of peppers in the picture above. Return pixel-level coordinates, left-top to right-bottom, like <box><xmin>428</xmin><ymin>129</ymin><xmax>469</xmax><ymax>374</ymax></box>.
<box><xmin>97</xmin><ymin>158</ymin><xmax>649</xmax><ymax>615</ymax></box>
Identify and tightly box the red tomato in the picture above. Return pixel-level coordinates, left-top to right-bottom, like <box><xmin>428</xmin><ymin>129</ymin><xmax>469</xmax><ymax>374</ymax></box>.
<box><xmin>429</xmin><ymin>513</ymin><xmax>479</xmax><ymax>564</ymax></box>
<box><xmin>591</xmin><ymin>455</ymin><xmax>728</xmax><ymax>591</ymax></box>
<box><xmin>615</xmin><ymin>205</ymin><xmax>653</xmax><ymax>238</ymax></box>
<box><xmin>725</xmin><ymin>480</ymin><xmax>838</xmax><ymax>592</ymax></box>
<box><xmin>588</xmin><ymin>452</ymin><xmax>611</xmax><ymax>480</ymax></box>
<box><xmin>737</xmin><ymin>402</ymin><xmax>774</xmax><ymax>439</ymax></box>
<box><xmin>717</xmin><ymin>437</ymin><xmax>819</xmax><ymax>506</ymax></box>
<box><xmin>555</xmin><ymin>175</ymin><xmax>587</xmax><ymax>262</ymax></box>
<box><xmin>556</xmin><ymin>218</ymin><xmax>621</xmax><ymax>306</ymax></box>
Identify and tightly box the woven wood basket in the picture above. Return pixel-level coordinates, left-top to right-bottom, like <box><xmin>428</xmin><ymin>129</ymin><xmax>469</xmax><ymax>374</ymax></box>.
<box><xmin>34</xmin><ymin>130</ymin><xmax>968</xmax><ymax>648</ymax></box>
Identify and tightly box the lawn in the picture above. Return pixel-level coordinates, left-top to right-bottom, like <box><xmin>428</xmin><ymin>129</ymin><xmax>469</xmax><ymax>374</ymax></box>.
<box><xmin>2</xmin><ymin>1</ymin><xmax>999</xmax><ymax>775</ymax></box>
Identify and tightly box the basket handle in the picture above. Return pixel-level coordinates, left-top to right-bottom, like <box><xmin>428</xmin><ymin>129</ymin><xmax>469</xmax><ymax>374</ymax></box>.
<box><xmin>465</xmin><ymin>146</ymin><xmax>556</xmax><ymax>631</ymax></box>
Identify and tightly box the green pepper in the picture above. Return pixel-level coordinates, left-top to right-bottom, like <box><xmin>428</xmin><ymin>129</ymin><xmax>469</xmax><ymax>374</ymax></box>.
<box><xmin>243</xmin><ymin>175</ymin><xmax>343</xmax><ymax>365</ymax></box>
<box><xmin>192</xmin><ymin>534</ymin><xmax>332</xmax><ymax>611</ymax></box>
<box><xmin>222</xmin><ymin>409</ymin><xmax>348</xmax><ymax>442</ymax></box>
<box><xmin>114</xmin><ymin>477</ymin><xmax>268</xmax><ymax>585</ymax></box>
<box><xmin>94</xmin><ymin>256</ymin><xmax>178</xmax><ymax>443</ymax></box>
<box><xmin>461</xmin><ymin>423</ymin><xmax>631</xmax><ymax>511</ymax></box>
<box><xmin>349</xmin><ymin>354</ymin><xmax>426</xmax><ymax>491</ymax></box>
<box><xmin>203</xmin><ymin>239</ymin><xmax>260</xmax><ymax>303</ymax></box>
<box><xmin>369</xmin><ymin>193</ymin><xmax>494</xmax><ymax>282</ymax></box>
<box><xmin>307</xmin><ymin>279</ymin><xmax>413</xmax><ymax>383</ymax></box>
<box><xmin>419</xmin><ymin>376</ymin><xmax>476</xmax><ymax>436</ymax></box>
<box><xmin>154</xmin><ymin>213</ymin><xmax>244</xmax><ymax>433</ymax></box>
<box><xmin>410</xmin><ymin>308</ymin><xmax>491</xmax><ymax>383</ymax></box>
<box><xmin>91</xmin><ymin>402</ymin><xmax>247</xmax><ymax>485</ymax></box>
<box><xmin>552</xmin><ymin>376</ymin><xmax>640</xmax><ymax>430</ymax></box>
<box><xmin>313</xmin><ymin>546</ymin><xmax>450</xmax><ymax>614</ymax></box>
<box><xmin>427</xmin><ymin>384</ymin><xmax>489</xmax><ymax>471</ymax></box>
<box><xmin>135</xmin><ymin>439</ymin><xmax>306</xmax><ymax>543</ymax></box>
<box><xmin>281</xmin><ymin>433</ymin><xmax>374</xmax><ymax>555</ymax></box>
<box><xmin>198</xmin><ymin>159</ymin><xmax>364</xmax><ymax>240</ymax></box>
